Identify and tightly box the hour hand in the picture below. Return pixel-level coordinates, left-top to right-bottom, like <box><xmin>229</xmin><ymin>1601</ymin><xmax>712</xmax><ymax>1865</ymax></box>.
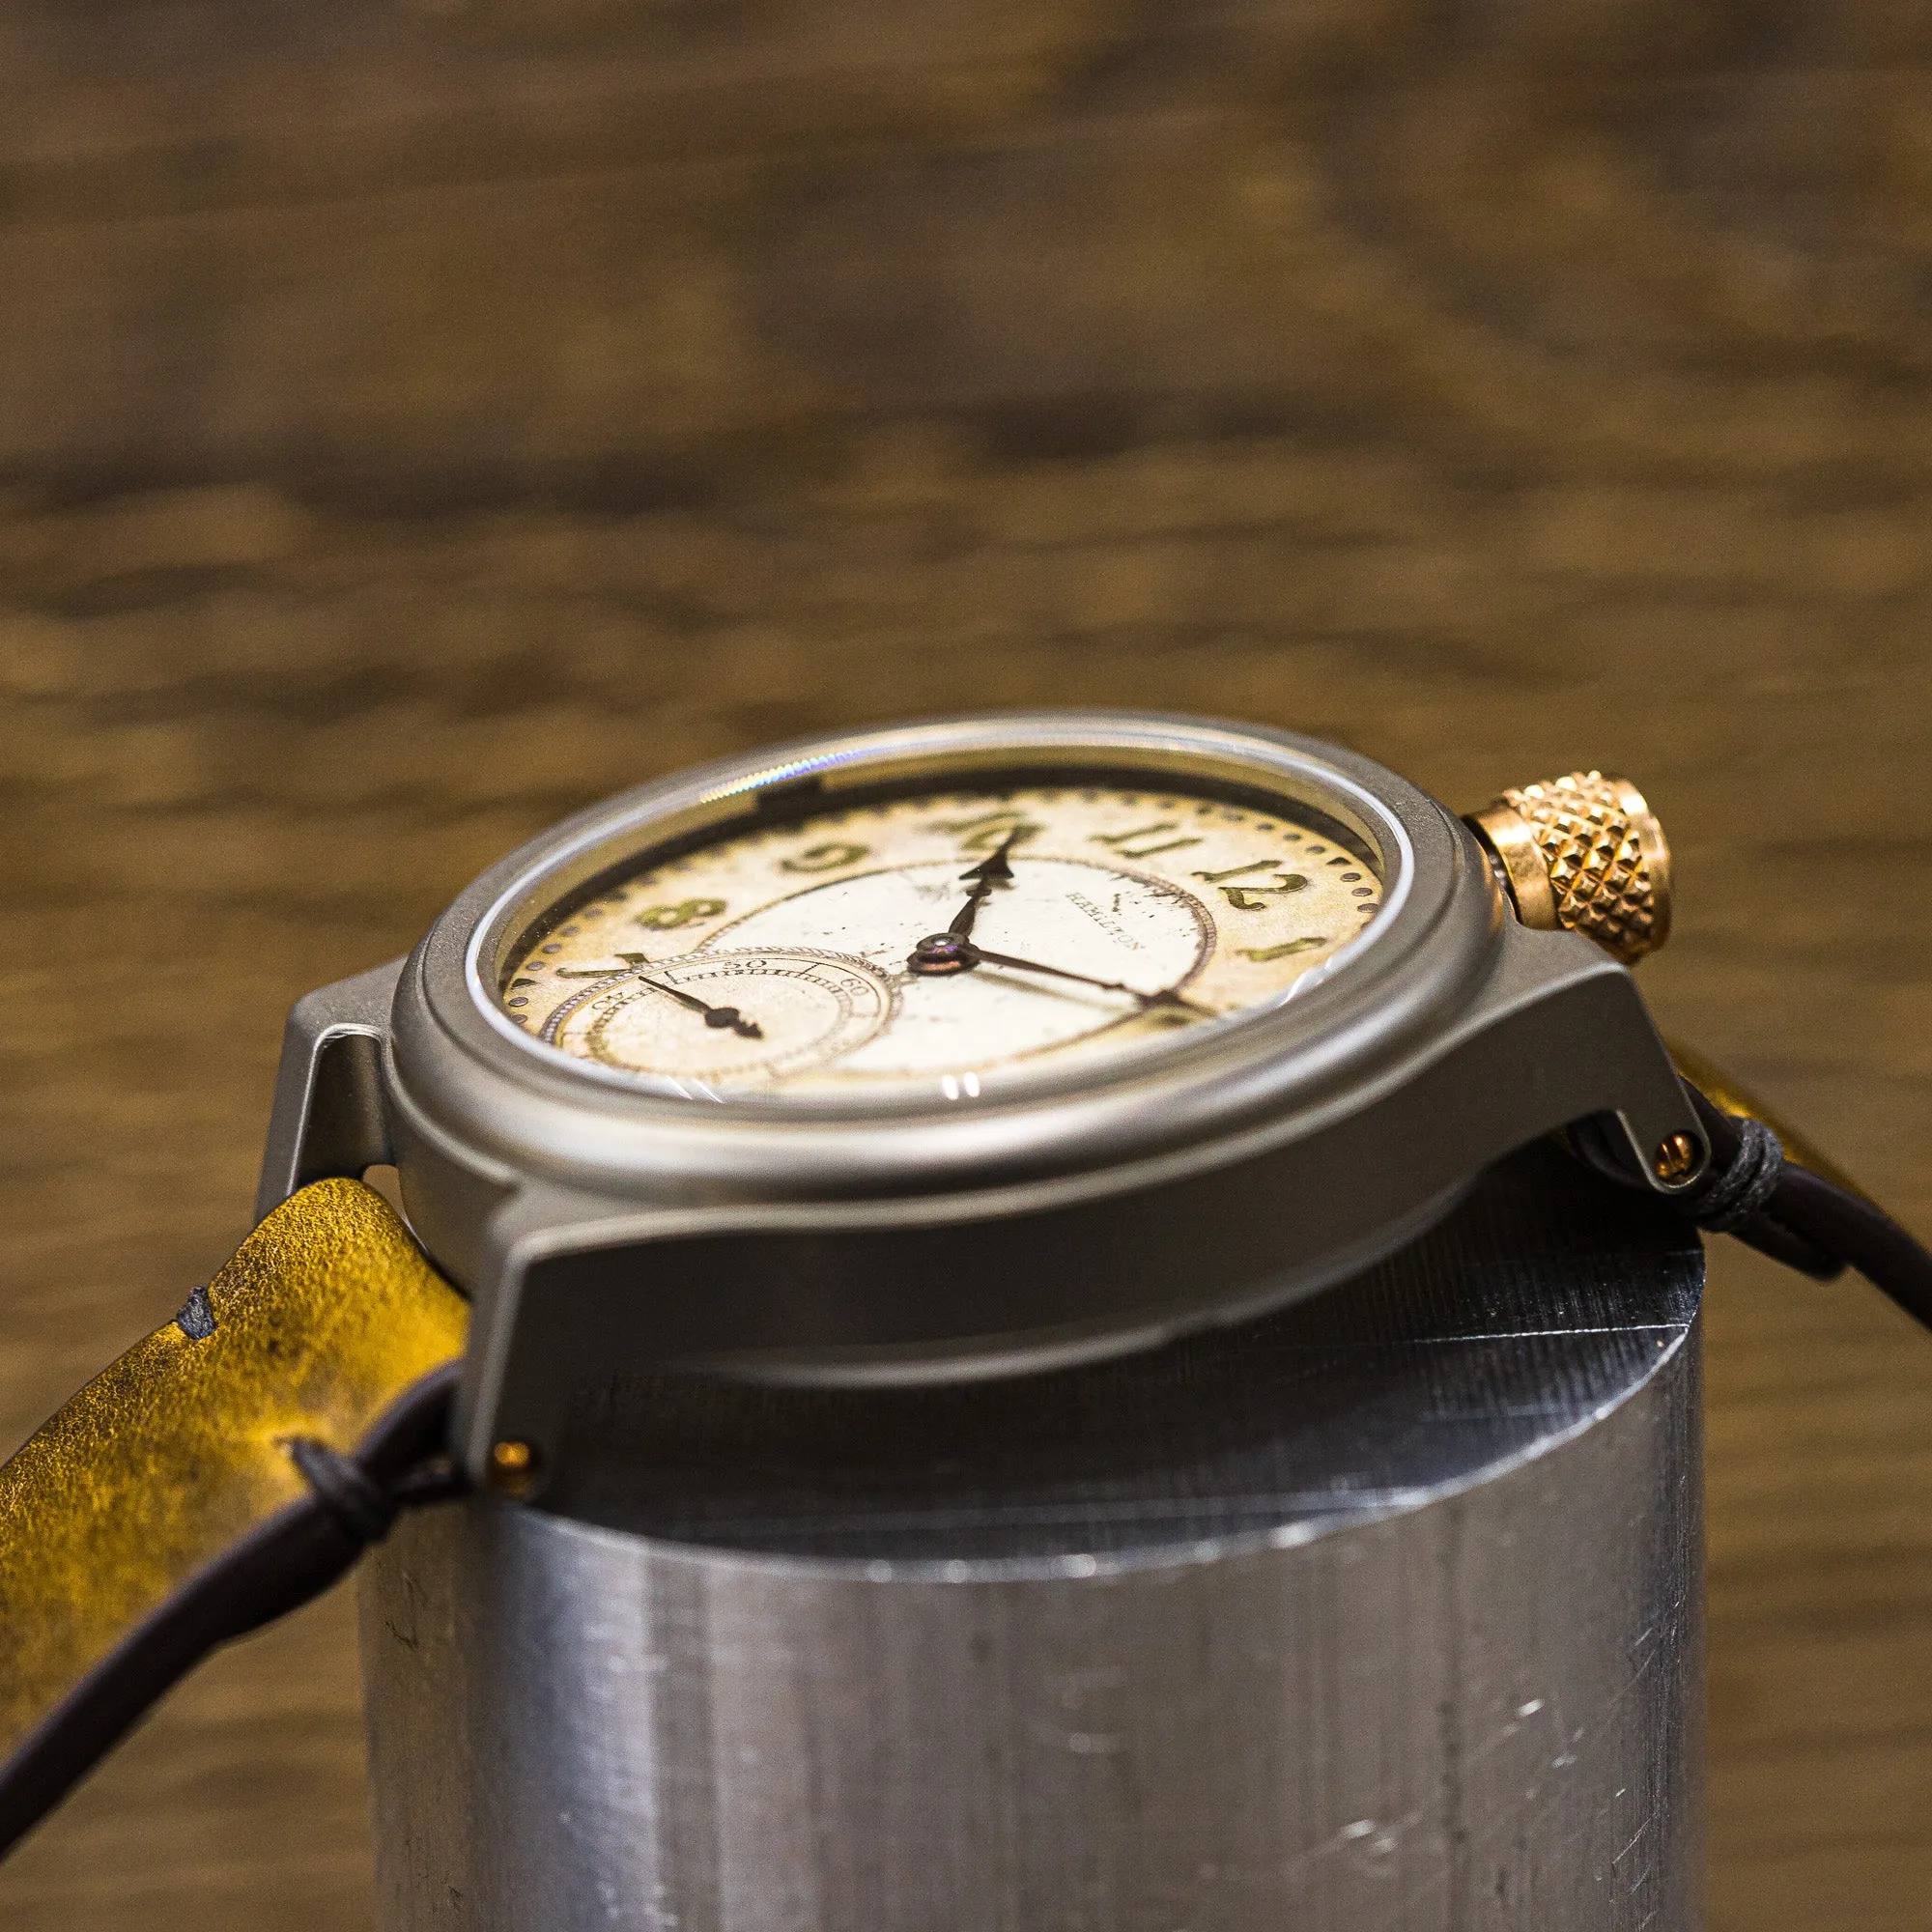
<box><xmin>968</xmin><ymin>946</ymin><xmax>1215</xmax><ymax>1018</ymax></box>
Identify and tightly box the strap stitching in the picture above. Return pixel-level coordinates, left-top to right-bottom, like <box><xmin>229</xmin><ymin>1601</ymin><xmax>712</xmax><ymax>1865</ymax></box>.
<box><xmin>285</xmin><ymin>1437</ymin><xmax>398</xmax><ymax>1545</ymax></box>
<box><xmin>1688</xmin><ymin>1115</ymin><xmax>1785</xmax><ymax>1234</ymax></box>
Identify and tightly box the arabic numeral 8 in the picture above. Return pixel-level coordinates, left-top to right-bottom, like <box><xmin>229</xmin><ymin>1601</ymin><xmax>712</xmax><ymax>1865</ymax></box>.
<box><xmin>635</xmin><ymin>897</ymin><xmax>726</xmax><ymax>931</ymax></box>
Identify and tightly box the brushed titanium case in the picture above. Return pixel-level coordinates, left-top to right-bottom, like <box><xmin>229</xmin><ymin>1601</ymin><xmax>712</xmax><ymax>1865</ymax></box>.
<box><xmin>256</xmin><ymin>712</ymin><xmax>1703</xmax><ymax>1494</ymax></box>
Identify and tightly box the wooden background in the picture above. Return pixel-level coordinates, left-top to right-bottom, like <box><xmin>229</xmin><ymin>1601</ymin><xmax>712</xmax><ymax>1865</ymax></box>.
<box><xmin>3</xmin><ymin>0</ymin><xmax>1932</xmax><ymax>1924</ymax></box>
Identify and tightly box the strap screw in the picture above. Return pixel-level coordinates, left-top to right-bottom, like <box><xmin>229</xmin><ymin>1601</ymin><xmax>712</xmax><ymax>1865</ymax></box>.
<box><xmin>487</xmin><ymin>1438</ymin><xmax>539</xmax><ymax>1496</ymax></box>
<box><xmin>1654</xmin><ymin>1132</ymin><xmax>1701</xmax><ymax>1183</ymax></box>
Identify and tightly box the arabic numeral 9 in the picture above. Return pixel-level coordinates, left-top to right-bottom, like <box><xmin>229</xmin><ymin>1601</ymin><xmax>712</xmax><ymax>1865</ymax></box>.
<box><xmin>635</xmin><ymin>897</ymin><xmax>726</xmax><ymax>931</ymax></box>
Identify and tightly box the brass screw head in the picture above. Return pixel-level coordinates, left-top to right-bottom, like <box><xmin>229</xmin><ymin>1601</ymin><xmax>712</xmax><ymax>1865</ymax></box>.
<box><xmin>1653</xmin><ymin>1132</ymin><xmax>1701</xmax><ymax>1184</ymax></box>
<box><xmin>487</xmin><ymin>1438</ymin><xmax>539</xmax><ymax>1497</ymax></box>
<box><xmin>1464</xmin><ymin>770</ymin><xmax>1672</xmax><ymax>965</ymax></box>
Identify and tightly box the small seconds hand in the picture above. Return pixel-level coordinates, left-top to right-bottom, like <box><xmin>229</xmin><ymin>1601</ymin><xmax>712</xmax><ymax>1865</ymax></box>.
<box><xmin>553</xmin><ymin>954</ymin><xmax>763</xmax><ymax>1038</ymax></box>
<box><xmin>642</xmin><ymin>975</ymin><xmax>764</xmax><ymax>1039</ymax></box>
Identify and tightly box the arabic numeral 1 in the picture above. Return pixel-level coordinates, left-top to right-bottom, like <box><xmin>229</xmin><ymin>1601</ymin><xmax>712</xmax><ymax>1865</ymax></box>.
<box><xmin>1236</xmin><ymin>937</ymin><xmax>1327</xmax><ymax>962</ymax></box>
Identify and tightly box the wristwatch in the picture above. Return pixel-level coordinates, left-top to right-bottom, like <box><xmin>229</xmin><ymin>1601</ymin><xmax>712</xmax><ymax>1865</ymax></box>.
<box><xmin>3</xmin><ymin>709</ymin><xmax>1926</xmax><ymax>1857</ymax></box>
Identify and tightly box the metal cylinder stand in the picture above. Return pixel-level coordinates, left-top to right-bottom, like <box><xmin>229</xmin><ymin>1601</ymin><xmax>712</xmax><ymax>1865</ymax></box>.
<box><xmin>359</xmin><ymin>1145</ymin><xmax>1705</xmax><ymax>1931</ymax></box>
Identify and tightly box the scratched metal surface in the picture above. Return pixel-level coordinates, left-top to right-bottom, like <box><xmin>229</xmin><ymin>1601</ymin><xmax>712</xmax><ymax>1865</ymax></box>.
<box><xmin>548</xmin><ymin>1145</ymin><xmax>1701</xmax><ymax>1559</ymax></box>
<box><xmin>4</xmin><ymin>0</ymin><xmax>1932</xmax><ymax>1923</ymax></box>
<box><xmin>358</xmin><ymin>1148</ymin><xmax>1703</xmax><ymax>1929</ymax></box>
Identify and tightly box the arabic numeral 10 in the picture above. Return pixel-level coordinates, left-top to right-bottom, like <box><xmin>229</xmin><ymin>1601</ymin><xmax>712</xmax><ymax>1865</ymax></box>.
<box><xmin>781</xmin><ymin>841</ymin><xmax>870</xmax><ymax>874</ymax></box>
<box><xmin>929</xmin><ymin>810</ymin><xmax>1041</xmax><ymax>854</ymax></box>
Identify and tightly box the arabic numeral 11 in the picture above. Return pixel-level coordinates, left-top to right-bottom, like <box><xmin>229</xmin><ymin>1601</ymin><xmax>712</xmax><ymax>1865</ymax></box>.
<box><xmin>1091</xmin><ymin>821</ymin><xmax>1204</xmax><ymax>861</ymax></box>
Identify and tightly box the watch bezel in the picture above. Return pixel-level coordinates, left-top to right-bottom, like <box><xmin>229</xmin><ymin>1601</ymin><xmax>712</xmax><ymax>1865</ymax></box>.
<box><xmin>394</xmin><ymin>711</ymin><xmax>1493</xmax><ymax>1202</ymax></box>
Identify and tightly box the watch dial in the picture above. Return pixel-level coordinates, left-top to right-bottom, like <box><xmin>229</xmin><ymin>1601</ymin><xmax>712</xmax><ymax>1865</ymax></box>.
<box><xmin>498</xmin><ymin>781</ymin><xmax>1385</xmax><ymax>1098</ymax></box>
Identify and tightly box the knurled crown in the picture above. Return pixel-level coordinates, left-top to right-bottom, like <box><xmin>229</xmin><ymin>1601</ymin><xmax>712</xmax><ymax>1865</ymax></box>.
<box><xmin>1464</xmin><ymin>771</ymin><xmax>1672</xmax><ymax>965</ymax></box>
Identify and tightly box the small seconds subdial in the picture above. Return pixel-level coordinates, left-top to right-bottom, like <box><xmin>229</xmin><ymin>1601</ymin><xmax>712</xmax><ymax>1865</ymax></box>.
<box><xmin>539</xmin><ymin>951</ymin><xmax>894</xmax><ymax>1089</ymax></box>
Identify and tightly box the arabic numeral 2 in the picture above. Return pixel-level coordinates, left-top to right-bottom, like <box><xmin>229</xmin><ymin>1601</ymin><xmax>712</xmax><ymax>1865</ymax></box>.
<box><xmin>1236</xmin><ymin>937</ymin><xmax>1327</xmax><ymax>962</ymax></box>
<box><xmin>635</xmin><ymin>897</ymin><xmax>726</xmax><ymax>931</ymax></box>
<box><xmin>1091</xmin><ymin>821</ymin><xmax>1204</xmax><ymax>861</ymax></box>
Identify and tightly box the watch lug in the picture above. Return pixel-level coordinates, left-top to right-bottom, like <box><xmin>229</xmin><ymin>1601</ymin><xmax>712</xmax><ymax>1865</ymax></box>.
<box><xmin>1463</xmin><ymin>922</ymin><xmax>1703</xmax><ymax>1196</ymax></box>
<box><xmin>452</xmin><ymin>1181</ymin><xmax>625</xmax><ymax>1492</ymax></box>
<box><xmin>255</xmin><ymin>958</ymin><xmax>406</xmax><ymax>1222</ymax></box>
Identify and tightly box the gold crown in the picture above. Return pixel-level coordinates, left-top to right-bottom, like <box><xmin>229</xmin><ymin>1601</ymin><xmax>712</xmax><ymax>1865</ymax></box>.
<box><xmin>1465</xmin><ymin>771</ymin><xmax>1671</xmax><ymax>965</ymax></box>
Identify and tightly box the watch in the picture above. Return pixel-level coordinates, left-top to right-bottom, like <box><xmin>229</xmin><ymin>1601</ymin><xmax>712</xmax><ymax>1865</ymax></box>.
<box><xmin>3</xmin><ymin>708</ymin><xmax>1927</xmax><ymax>1857</ymax></box>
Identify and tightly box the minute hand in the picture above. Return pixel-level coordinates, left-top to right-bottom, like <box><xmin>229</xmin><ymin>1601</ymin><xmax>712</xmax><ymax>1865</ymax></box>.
<box><xmin>964</xmin><ymin>945</ymin><xmax>1214</xmax><ymax>1017</ymax></box>
<box><xmin>946</xmin><ymin>830</ymin><xmax>1020</xmax><ymax>940</ymax></box>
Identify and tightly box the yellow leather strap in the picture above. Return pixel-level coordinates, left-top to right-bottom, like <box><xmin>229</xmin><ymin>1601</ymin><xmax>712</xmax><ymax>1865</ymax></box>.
<box><xmin>0</xmin><ymin>1179</ymin><xmax>467</xmax><ymax>1764</ymax></box>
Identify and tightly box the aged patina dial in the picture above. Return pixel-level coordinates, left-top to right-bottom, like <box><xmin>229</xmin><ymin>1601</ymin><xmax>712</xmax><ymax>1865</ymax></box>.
<box><xmin>499</xmin><ymin>781</ymin><xmax>1385</xmax><ymax>1098</ymax></box>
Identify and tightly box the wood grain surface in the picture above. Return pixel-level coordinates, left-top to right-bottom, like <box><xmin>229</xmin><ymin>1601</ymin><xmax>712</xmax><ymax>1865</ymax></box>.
<box><xmin>3</xmin><ymin>1</ymin><xmax>1932</xmax><ymax>1925</ymax></box>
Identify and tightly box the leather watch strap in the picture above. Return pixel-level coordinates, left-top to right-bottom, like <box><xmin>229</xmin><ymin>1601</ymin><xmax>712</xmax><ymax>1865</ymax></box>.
<box><xmin>1573</xmin><ymin>1049</ymin><xmax>1932</xmax><ymax>1334</ymax></box>
<box><xmin>1666</xmin><ymin>1039</ymin><xmax>1869</xmax><ymax>1202</ymax></box>
<box><xmin>0</xmin><ymin>1179</ymin><xmax>467</xmax><ymax>1847</ymax></box>
<box><xmin>6</xmin><ymin>1065</ymin><xmax>1928</xmax><ymax>1867</ymax></box>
